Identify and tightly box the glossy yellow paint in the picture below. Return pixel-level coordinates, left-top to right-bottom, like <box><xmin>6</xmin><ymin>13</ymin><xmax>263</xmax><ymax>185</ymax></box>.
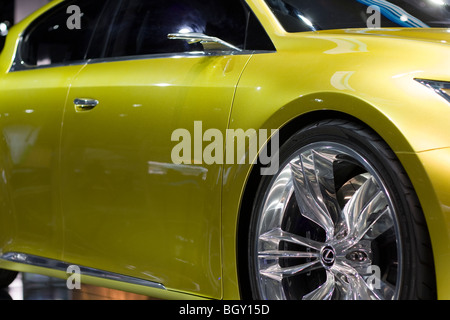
<box><xmin>0</xmin><ymin>0</ymin><xmax>449</xmax><ymax>300</ymax></box>
<box><xmin>58</xmin><ymin>54</ymin><xmax>252</xmax><ymax>299</ymax></box>
<box><xmin>222</xmin><ymin>1</ymin><xmax>450</xmax><ymax>300</ymax></box>
<box><xmin>0</xmin><ymin>64</ymin><xmax>83</xmax><ymax>258</ymax></box>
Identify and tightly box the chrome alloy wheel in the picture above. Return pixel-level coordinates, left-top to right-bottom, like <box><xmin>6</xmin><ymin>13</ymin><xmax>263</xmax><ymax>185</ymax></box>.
<box><xmin>253</xmin><ymin>142</ymin><xmax>402</xmax><ymax>300</ymax></box>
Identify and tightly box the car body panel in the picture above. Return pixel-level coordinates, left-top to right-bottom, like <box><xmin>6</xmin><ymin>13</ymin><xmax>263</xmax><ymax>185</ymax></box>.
<box><xmin>0</xmin><ymin>64</ymin><xmax>86</xmax><ymax>261</ymax></box>
<box><xmin>0</xmin><ymin>0</ymin><xmax>449</xmax><ymax>300</ymax></box>
<box><xmin>59</xmin><ymin>54</ymin><xmax>252</xmax><ymax>299</ymax></box>
<box><xmin>220</xmin><ymin>8</ymin><xmax>450</xmax><ymax>299</ymax></box>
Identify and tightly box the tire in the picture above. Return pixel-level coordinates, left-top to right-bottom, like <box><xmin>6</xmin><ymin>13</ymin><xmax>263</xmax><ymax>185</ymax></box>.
<box><xmin>0</xmin><ymin>269</ymin><xmax>18</xmax><ymax>289</ymax></box>
<box><xmin>248</xmin><ymin>119</ymin><xmax>436</xmax><ymax>300</ymax></box>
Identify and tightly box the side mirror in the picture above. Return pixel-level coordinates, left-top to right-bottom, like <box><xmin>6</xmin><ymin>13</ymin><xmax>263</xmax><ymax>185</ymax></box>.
<box><xmin>168</xmin><ymin>32</ymin><xmax>242</xmax><ymax>52</ymax></box>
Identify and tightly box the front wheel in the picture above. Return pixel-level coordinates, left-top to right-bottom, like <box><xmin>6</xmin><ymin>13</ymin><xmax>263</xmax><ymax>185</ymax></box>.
<box><xmin>247</xmin><ymin>120</ymin><xmax>436</xmax><ymax>300</ymax></box>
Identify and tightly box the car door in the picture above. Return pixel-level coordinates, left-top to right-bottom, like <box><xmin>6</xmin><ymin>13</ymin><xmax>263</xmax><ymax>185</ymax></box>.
<box><xmin>0</xmin><ymin>0</ymin><xmax>107</xmax><ymax>262</ymax></box>
<box><xmin>59</xmin><ymin>0</ymin><xmax>269</xmax><ymax>298</ymax></box>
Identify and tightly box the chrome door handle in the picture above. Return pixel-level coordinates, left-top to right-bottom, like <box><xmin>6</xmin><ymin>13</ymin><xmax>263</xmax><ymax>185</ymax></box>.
<box><xmin>74</xmin><ymin>98</ymin><xmax>99</xmax><ymax>111</ymax></box>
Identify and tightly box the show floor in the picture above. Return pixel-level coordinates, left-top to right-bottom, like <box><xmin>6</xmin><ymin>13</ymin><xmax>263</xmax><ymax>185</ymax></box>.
<box><xmin>1</xmin><ymin>273</ymin><xmax>155</xmax><ymax>300</ymax></box>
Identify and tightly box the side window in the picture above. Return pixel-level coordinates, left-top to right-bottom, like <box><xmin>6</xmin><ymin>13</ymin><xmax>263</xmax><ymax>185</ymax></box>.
<box><xmin>104</xmin><ymin>0</ymin><xmax>265</xmax><ymax>58</ymax></box>
<box><xmin>20</xmin><ymin>0</ymin><xmax>106</xmax><ymax>68</ymax></box>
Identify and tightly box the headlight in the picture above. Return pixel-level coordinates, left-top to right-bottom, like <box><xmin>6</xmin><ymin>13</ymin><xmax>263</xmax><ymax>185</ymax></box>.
<box><xmin>415</xmin><ymin>79</ymin><xmax>450</xmax><ymax>103</ymax></box>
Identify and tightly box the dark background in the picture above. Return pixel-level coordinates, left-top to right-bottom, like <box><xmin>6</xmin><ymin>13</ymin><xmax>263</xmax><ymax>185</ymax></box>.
<box><xmin>0</xmin><ymin>0</ymin><xmax>14</xmax><ymax>50</ymax></box>
<box><xmin>1</xmin><ymin>0</ymin><xmax>51</xmax><ymax>51</ymax></box>
<box><xmin>0</xmin><ymin>0</ymin><xmax>14</xmax><ymax>24</ymax></box>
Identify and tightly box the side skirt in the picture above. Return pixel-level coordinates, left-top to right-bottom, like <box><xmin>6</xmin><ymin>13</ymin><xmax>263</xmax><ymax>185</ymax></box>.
<box><xmin>1</xmin><ymin>251</ymin><xmax>165</xmax><ymax>290</ymax></box>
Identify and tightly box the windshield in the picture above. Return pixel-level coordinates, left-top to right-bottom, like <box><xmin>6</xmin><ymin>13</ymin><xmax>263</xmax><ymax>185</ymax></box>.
<box><xmin>264</xmin><ymin>0</ymin><xmax>450</xmax><ymax>32</ymax></box>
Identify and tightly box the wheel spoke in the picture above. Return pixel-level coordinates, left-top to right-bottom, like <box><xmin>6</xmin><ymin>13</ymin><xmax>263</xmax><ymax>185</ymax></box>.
<box><xmin>351</xmin><ymin>277</ymin><xmax>382</xmax><ymax>300</ymax></box>
<box><xmin>332</xmin><ymin>263</ymin><xmax>382</xmax><ymax>300</ymax></box>
<box><xmin>372</xmin><ymin>278</ymin><xmax>396</xmax><ymax>300</ymax></box>
<box><xmin>258</xmin><ymin>277</ymin><xmax>287</xmax><ymax>300</ymax></box>
<box><xmin>290</xmin><ymin>149</ymin><xmax>339</xmax><ymax>239</ymax></box>
<box><xmin>259</xmin><ymin>227</ymin><xmax>323</xmax><ymax>251</ymax></box>
<box><xmin>309</xmin><ymin>150</ymin><xmax>341</xmax><ymax>223</ymax></box>
<box><xmin>362</xmin><ymin>206</ymin><xmax>394</xmax><ymax>240</ymax></box>
<box><xmin>349</xmin><ymin>275</ymin><xmax>383</xmax><ymax>300</ymax></box>
<box><xmin>342</xmin><ymin>176</ymin><xmax>391</xmax><ymax>241</ymax></box>
<box><xmin>258</xmin><ymin>166</ymin><xmax>294</xmax><ymax>232</ymax></box>
<box><xmin>260</xmin><ymin>259</ymin><xmax>322</xmax><ymax>282</ymax></box>
<box><xmin>258</xmin><ymin>250</ymin><xmax>319</xmax><ymax>259</ymax></box>
<box><xmin>302</xmin><ymin>271</ymin><xmax>335</xmax><ymax>300</ymax></box>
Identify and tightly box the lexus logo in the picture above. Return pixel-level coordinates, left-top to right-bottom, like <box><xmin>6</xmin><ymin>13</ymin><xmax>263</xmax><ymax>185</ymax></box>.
<box><xmin>321</xmin><ymin>246</ymin><xmax>336</xmax><ymax>267</ymax></box>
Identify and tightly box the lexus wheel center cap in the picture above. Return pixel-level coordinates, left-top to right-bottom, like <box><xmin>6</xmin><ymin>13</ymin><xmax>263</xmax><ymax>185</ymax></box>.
<box><xmin>321</xmin><ymin>246</ymin><xmax>336</xmax><ymax>268</ymax></box>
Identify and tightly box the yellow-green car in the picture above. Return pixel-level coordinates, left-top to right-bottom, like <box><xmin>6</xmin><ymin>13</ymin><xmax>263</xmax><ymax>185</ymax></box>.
<box><xmin>0</xmin><ymin>0</ymin><xmax>449</xmax><ymax>300</ymax></box>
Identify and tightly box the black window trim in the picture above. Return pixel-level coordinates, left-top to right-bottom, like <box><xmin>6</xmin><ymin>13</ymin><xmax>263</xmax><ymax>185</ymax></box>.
<box><xmin>10</xmin><ymin>0</ymin><xmax>276</xmax><ymax>73</ymax></box>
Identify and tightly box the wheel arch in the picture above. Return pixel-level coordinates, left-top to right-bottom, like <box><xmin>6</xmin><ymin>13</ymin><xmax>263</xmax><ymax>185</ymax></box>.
<box><xmin>231</xmin><ymin>106</ymin><xmax>436</xmax><ymax>299</ymax></box>
<box><xmin>222</xmin><ymin>90</ymin><xmax>439</xmax><ymax>299</ymax></box>
<box><xmin>235</xmin><ymin>109</ymin><xmax>372</xmax><ymax>299</ymax></box>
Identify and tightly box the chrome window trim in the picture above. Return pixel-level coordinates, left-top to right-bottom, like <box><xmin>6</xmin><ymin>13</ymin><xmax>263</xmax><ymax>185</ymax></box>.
<box><xmin>9</xmin><ymin>49</ymin><xmax>275</xmax><ymax>72</ymax></box>
<box><xmin>86</xmin><ymin>50</ymin><xmax>274</xmax><ymax>65</ymax></box>
<box><xmin>1</xmin><ymin>252</ymin><xmax>166</xmax><ymax>291</ymax></box>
